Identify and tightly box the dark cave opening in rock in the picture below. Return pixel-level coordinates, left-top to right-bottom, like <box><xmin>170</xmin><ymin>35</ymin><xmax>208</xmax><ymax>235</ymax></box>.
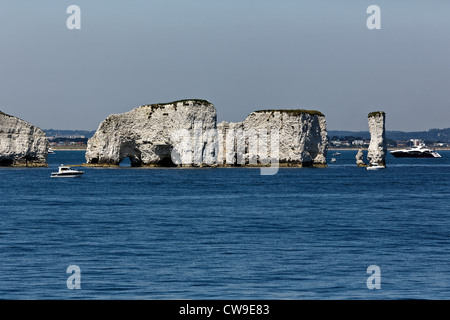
<box><xmin>158</xmin><ymin>156</ymin><xmax>176</xmax><ymax>167</ymax></box>
<box><xmin>154</xmin><ymin>144</ymin><xmax>177</xmax><ymax>167</ymax></box>
<box><xmin>0</xmin><ymin>159</ymin><xmax>14</xmax><ymax>166</ymax></box>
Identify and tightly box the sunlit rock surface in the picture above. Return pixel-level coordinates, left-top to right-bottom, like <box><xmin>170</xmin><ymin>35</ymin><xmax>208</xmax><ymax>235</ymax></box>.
<box><xmin>0</xmin><ymin>110</ymin><xmax>48</xmax><ymax>167</ymax></box>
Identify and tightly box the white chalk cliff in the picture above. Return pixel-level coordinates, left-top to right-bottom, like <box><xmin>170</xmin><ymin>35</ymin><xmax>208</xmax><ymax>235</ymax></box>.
<box><xmin>85</xmin><ymin>100</ymin><xmax>217</xmax><ymax>166</ymax></box>
<box><xmin>86</xmin><ymin>101</ymin><xmax>328</xmax><ymax>167</ymax></box>
<box><xmin>218</xmin><ymin>110</ymin><xmax>328</xmax><ymax>166</ymax></box>
<box><xmin>0</xmin><ymin>110</ymin><xmax>48</xmax><ymax>167</ymax></box>
<box><xmin>367</xmin><ymin>111</ymin><xmax>387</xmax><ymax>166</ymax></box>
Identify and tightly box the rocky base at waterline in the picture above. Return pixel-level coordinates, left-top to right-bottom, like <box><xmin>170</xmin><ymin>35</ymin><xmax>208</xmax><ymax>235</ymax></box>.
<box><xmin>0</xmin><ymin>111</ymin><xmax>48</xmax><ymax>167</ymax></box>
<box><xmin>85</xmin><ymin>100</ymin><xmax>329</xmax><ymax>167</ymax></box>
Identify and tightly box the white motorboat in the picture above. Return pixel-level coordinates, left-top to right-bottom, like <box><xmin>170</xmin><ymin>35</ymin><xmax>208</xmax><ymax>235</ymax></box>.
<box><xmin>51</xmin><ymin>165</ymin><xmax>84</xmax><ymax>178</ymax></box>
<box><xmin>390</xmin><ymin>141</ymin><xmax>441</xmax><ymax>158</ymax></box>
<box><xmin>330</xmin><ymin>158</ymin><xmax>337</xmax><ymax>163</ymax></box>
<box><xmin>332</xmin><ymin>152</ymin><xmax>341</xmax><ymax>156</ymax></box>
<box><xmin>48</xmin><ymin>148</ymin><xmax>55</xmax><ymax>154</ymax></box>
<box><xmin>366</xmin><ymin>163</ymin><xmax>386</xmax><ymax>170</ymax></box>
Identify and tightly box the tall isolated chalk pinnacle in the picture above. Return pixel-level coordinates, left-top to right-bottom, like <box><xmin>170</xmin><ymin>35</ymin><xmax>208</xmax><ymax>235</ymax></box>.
<box><xmin>367</xmin><ymin>111</ymin><xmax>387</xmax><ymax>167</ymax></box>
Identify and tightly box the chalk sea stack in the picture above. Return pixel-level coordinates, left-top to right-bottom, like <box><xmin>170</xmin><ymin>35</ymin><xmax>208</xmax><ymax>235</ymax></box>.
<box><xmin>85</xmin><ymin>100</ymin><xmax>328</xmax><ymax>167</ymax></box>
<box><xmin>355</xmin><ymin>148</ymin><xmax>366</xmax><ymax>167</ymax></box>
<box><xmin>85</xmin><ymin>100</ymin><xmax>217</xmax><ymax>167</ymax></box>
<box><xmin>0</xmin><ymin>110</ymin><xmax>48</xmax><ymax>167</ymax></box>
<box><xmin>218</xmin><ymin>109</ymin><xmax>328</xmax><ymax>167</ymax></box>
<box><xmin>367</xmin><ymin>111</ymin><xmax>387</xmax><ymax>167</ymax></box>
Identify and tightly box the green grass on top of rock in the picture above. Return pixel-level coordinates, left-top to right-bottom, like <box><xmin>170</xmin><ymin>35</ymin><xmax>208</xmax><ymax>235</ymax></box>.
<box><xmin>0</xmin><ymin>110</ymin><xmax>12</xmax><ymax>117</ymax></box>
<box><xmin>368</xmin><ymin>111</ymin><xmax>385</xmax><ymax>118</ymax></box>
<box><xmin>253</xmin><ymin>109</ymin><xmax>324</xmax><ymax>117</ymax></box>
<box><xmin>141</xmin><ymin>99</ymin><xmax>212</xmax><ymax>109</ymax></box>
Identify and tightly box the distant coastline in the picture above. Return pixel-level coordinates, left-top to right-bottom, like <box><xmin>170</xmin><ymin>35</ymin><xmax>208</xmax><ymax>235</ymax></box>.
<box><xmin>51</xmin><ymin>145</ymin><xmax>87</xmax><ymax>151</ymax></box>
<box><xmin>45</xmin><ymin>128</ymin><xmax>450</xmax><ymax>142</ymax></box>
<box><xmin>46</xmin><ymin>127</ymin><xmax>449</xmax><ymax>153</ymax></box>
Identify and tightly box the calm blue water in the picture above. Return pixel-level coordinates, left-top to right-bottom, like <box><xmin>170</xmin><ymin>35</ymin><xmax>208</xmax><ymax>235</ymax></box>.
<box><xmin>0</xmin><ymin>150</ymin><xmax>449</xmax><ymax>300</ymax></box>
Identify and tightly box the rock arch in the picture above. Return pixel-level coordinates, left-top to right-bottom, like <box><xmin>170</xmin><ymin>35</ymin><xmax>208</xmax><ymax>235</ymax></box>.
<box><xmin>118</xmin><ymin>141</ymin><xmax>142</xmax><ymax>167</ymax></box>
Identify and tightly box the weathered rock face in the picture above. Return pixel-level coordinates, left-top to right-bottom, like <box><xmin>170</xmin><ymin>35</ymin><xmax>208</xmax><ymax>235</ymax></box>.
<box><xmin>367</xmin><ymin>111</ymin><xmax>386</xmax><ymax>166</ymax></box>
<box><xmin>355</xmin><ymin>148</ymin><xmax>366</xmax><ymax>167</ymax></box>
<box><xmin>0</xmin><ymin>111</ymin><xmax>48</xmax><ymax>167</ymax></box>
<box><xmin>85</xmin><ymin>100</ymin><xmax>217</xmax><ymax>166</ymax></box>
<box><xmin>217</xmin><ymin>121</ymin><xmax>245</xmax><ymax>165</ymax></box>
<box><xmin>86</xmin><ymin>101</ymin><xmax>328</xmax><ymax>167</ymax></box>
<box><xmin>217</xmin><ymin>110</ymin><xmax>328</xmax><ymax>166</ymax></box>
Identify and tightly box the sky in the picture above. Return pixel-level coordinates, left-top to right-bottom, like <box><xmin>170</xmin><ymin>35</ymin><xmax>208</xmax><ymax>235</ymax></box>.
<box><xmin>0</xmin><ymin>0</ymin><xmax>449</xmax><ymax>131</ymax></box>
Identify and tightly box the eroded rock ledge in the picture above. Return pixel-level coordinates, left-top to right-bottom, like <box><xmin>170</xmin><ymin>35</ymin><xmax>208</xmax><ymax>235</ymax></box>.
<box><xmin>0</xmin><ymin>110</ymin><xmax>48</xmax><ymax>167</ymax></box>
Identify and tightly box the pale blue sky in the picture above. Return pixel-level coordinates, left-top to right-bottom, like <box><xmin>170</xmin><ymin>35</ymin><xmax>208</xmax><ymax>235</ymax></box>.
<box><xmin>0</xmin><ymin>0</ymin><xmax>449</xmax><ymax>131</ymax></box>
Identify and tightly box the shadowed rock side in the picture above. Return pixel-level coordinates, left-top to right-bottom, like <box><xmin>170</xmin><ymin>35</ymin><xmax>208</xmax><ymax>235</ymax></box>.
<box><xmin>85</xmin><ymin>100</ymin><xmax>217</xmax><ymax>167</ymax></box>
<box><xmin>218</xmin><ymin>110</ymin><xmax>328</xmax><ymax>167</ymax></box>
<box><xmin>367</xmin><ymin>111</ymin><xmax>387</xmax><ymax>166</ymax></box>
<box><xmin>0</xmin><ymin>110</ymin><xmax>48</xmax><ymax>167</ymax></box>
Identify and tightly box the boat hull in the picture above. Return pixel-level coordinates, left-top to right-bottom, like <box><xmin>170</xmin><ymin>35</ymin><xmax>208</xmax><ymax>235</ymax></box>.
<box><xmin>390</xmin><ymin>151</ymin><xmax>439</xmax><ymax>158</ymax></box>
<box><xmin>51</xmin><ymin>172</ymin><xmax>84</xmax><ymax>178</ymax></box>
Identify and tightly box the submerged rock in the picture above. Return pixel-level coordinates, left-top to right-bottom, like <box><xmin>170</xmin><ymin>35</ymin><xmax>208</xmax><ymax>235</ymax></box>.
<box><xmin>367</xmin><ymin>111</ymin><xmax>387</xmax><ymax>166</ymax></box>
<box><xmin>0</xmin><ymin>110</ymin><xmax>48</xmax><ymax>167</ymax></box>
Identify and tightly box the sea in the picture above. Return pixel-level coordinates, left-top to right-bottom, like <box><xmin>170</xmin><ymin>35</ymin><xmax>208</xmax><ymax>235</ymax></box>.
<box><xmin>0</xmin><ymin>150</ymin><xmax>449</xmax><ymax>300</ymax></box>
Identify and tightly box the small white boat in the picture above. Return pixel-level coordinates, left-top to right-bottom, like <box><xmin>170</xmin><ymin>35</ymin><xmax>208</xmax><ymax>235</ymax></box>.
<box><xmin>330</xmin><ymin>158</ymin><xmax>337</xmax><ymax>163</ymax></box>
<box><xmin>332</xmin><ymin>152</ymin><xmax>341</xmax><ymax>156</ymax></box>
<box><xmin>48</xmin><ymin>148</ymin><xmax>55</xmax><ymax>154</ymax></box>
<box><xmin>51</xmin><ymin>165</ymin><xmax>84</xmax><ymax>178</ymax></box>
<box><xmin>366</xmin><ymin>163</ymin><xmax>386</xmax><ymax>170</ymax></box>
